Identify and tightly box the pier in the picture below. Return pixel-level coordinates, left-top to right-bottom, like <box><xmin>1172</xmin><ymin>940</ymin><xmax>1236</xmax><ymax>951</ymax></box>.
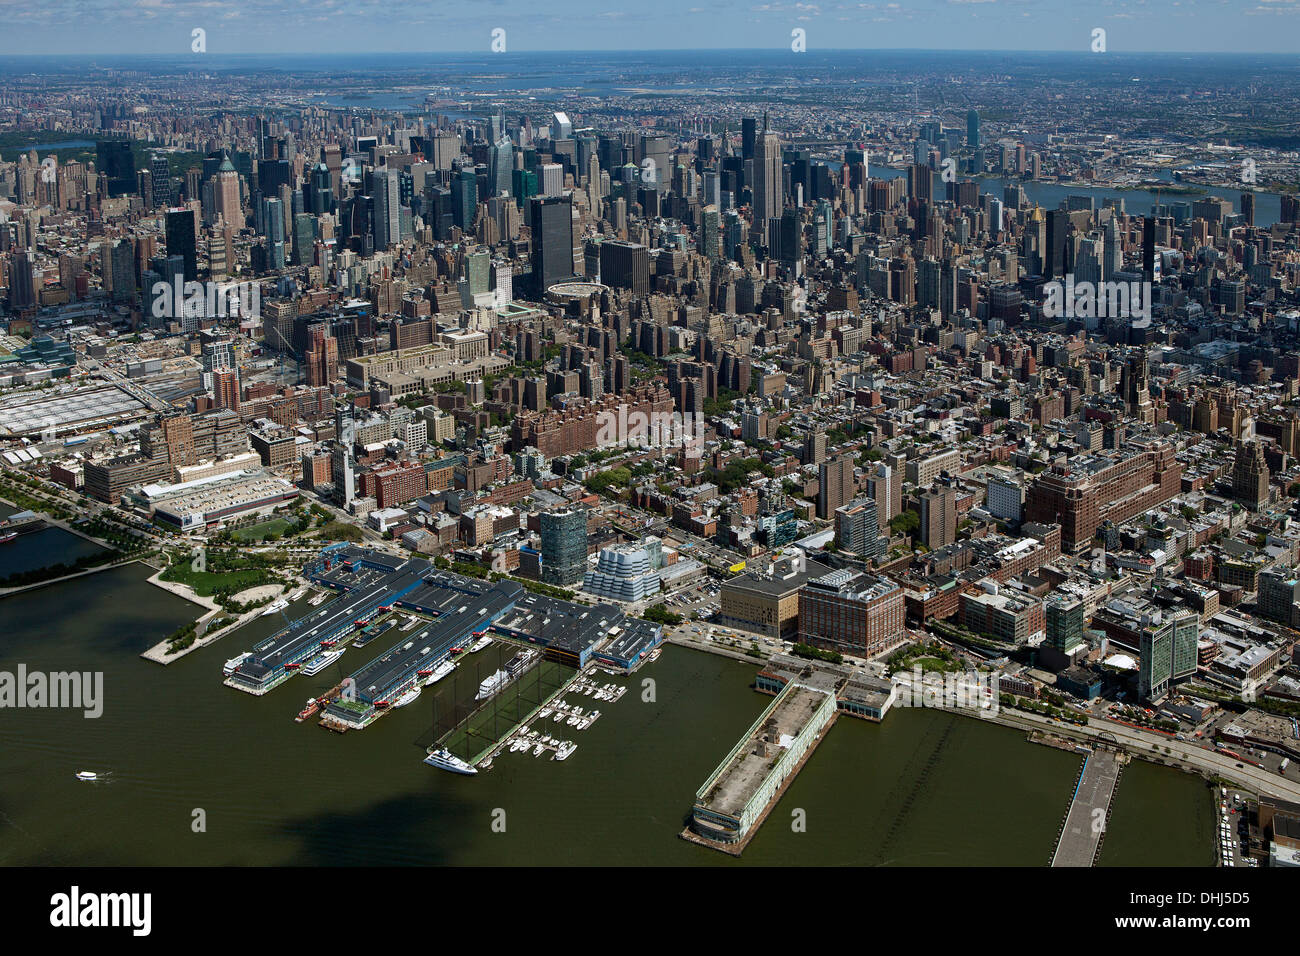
<box><xmin>1050</xmin><ymin>748</ymin><xmax>1123</xmax><ymax>867</ymax></box>
<box><xmin>686</xmin><ymin>677</ymin><xmax>839</xmax><ymax>854</ymax></box>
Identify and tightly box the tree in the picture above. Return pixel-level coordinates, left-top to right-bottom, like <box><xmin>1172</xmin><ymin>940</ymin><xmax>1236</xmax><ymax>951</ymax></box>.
<box><xmin>889</xmin><ymin>509</ymin><xmax>920</xmax><ymax>536</ymax></box>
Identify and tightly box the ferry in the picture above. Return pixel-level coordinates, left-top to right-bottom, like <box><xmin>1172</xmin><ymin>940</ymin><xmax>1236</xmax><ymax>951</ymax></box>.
<box><xmin>0</xmin><ymin>531</ymin><xmax>18</xmax><ymax>544</ymax></box>
<box><xmin>75</xmin><ymin>771</ymin><xmax>100</xmax><ymax>782</ymax></box>
<box><xmin>424</xmin><ymin>748</ymin><xmax>477</xmax><ymax>776</ymax></box>
<box><xmin>469</xmin><ymin>634</ymin><xmax>492</xmax><ymax>653</ymax></box>
<box><xmin>300</xmin><ymin>648</ymin><xmax>343</xmax><ymax>676</ymax></box>
<box><xmin>296</xmin><ymin>698</ymin><xmax>320</xmax><ymax>722</ymax></box>
<box><xmin>475</xmin><ymin>669</ymin><xmax>510</xmax><ymax>700</ymax></box>
<box><xmin>393</xmin><ymin>685</ymin><xmax>422</xmax><ymax>708</ymax></box>
<box><xmin>223</xmin><ymin>652</ymin><xmax>252</xmax><ymax>676</ymax></box>
<box><xmin>423</xmin><ymin>660</ymin><xmax>456</xmax><ymax>687</ymax></box>
<box><xmin>260</xmin><ymin>599</ymin><xmax>289</xmax><ymax>617</ymax></box>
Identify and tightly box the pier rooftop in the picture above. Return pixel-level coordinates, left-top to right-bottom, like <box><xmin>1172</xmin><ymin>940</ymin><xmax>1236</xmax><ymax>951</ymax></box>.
<box><xmin>701</xmin><ymin>684</ymin><xmax>828</xmax><ymax>820</ymax></box>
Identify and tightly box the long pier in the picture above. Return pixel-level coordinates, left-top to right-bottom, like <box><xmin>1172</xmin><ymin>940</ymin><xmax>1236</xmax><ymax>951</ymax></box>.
<box><xmin>1051</xmin><ymin>748</ymin><xmax>1123</xmax><ymax>867</ymax></box>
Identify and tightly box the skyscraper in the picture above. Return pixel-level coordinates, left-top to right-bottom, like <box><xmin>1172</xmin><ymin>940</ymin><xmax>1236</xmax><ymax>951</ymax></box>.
<box><xmin>1045</xmin><ymin>208</ymin><xmax>1068</xmax><ymax>280</ymax></box>
<box><xmin>1231</xmin><ymin>440</ymin><xmax>1270</xmax><ymax>510</ymax></box>
<box><xmin>752</xmin><ymin>116</ymin><xmax>783</xmax><ymax>240</ymax></box>
<box><xmin>164</xmin><ymin>207</ymin><xmax>198</xmax><ymax>283</ymax></box>
<box><xmin>966</xmin><ymin>109</ymin><xmax>980</xmax><ymax>150</ymax></box>
<box><xmin>96</xmin><ymin>140</ymin><xmax>136</xmax><ymax>198</ymax></box>
<box><xmin>529</xmin><ymin>194</ymin><xmax>574</xmax><ymax>295</ymax></box>
<box><xmin>371</xmin><ymin>169</ymin><xmax>401</xmax><ymax>250</ymax></box>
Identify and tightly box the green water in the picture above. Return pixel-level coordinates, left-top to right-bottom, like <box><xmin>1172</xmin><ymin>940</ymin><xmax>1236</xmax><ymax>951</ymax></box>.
<box><xmin>0</xmin><ymin>502</ymin><xmax>107</xmax><ymax>579</ymax></box>
<box><xmin>1098</xmin><ymin>759</ymin><xmax>1217</xmax><ymax>867</ymax></box>
<box><xmin>0</xmin><ymin>564</ymin><xmax>1213</xmax><ymax>866</ymax></box>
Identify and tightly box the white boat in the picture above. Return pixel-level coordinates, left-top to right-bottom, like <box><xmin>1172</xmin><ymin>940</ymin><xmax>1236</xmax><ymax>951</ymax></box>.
<box><xmin>583</xmin><ymin>684</ymin><xmax>594</xmax><ymax>696</ymax></box>
<box><xmin>587</xmin><ymin>709</ymin><xmax>602</xmax><ymax>725</ymax></box>
<box><xmin>552</xmin><ymin>711</ymin><xmax>565</xmax><ymax>722</ymax></box>
<box><xmin>261</xmin><ymin>599</ymin><xmax>289</xmax><ymax>617</ymax></box>
<box><xmin>555</xmin><ymin>742</ymin><xmax>576</xmax><ymax>761</ymax></box>
<box><xmin>475</xmin><ymin>669</ymin><xmax>510</xmax><ymax>701</ymax></box>
<box><xmin>393</xmin><ymin>685</ymin><xmax>422</xmax><ymax>708</ymax></box>
<box><xmin>567</xmin><ymin>714</ymin><xmax>580</xmax><ymax>726</ymax></box>
<box><xmin>75</xmin><ymin>771</ymin><xmax>99</xmax><ymax>782</ymax></box>
<box><xmin>423</xmin><ymin>660</ymin><xmax>456</xmax><ymax>687</ymax></box>
<box><xmin>532</xmin><ymin>743</ymin><xmax>545</xmax><ymax>757</ymax></box>
<box><xmin>424</xmin><ymin>749</ymin><xmax>477</xmax><ymax>775</ymax></box>
<box><xmin>300</xmin><ymin>648</ymin><xmax>343</xmax><ymax>676</ymax></box>
<box><xmin>223</xmin><ymin>652</ymin><xmax>252</xmax><ymax>676</ymax></box>
<box><xmin>469</xmin><ymin>635</ymin><xmax>491</xmax><ymax>653</ymax></box>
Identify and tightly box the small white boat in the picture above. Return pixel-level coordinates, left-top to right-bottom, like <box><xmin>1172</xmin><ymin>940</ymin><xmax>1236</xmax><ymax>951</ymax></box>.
<box><xmin>532</xmin><ymin>743</ymin><xmax>545</xmax><ymax>757</ymax></box>
<box><xmin>75</xmin><ymin>771</ymin><xmax>99</xmax><ymax>782</ymax></box>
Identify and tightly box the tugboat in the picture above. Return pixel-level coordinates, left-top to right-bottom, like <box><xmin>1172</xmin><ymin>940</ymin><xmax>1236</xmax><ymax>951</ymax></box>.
<box><xmin>296</xmin><ymin>698</ymin><xmax>320</xmax><ymax>722</ymax></box>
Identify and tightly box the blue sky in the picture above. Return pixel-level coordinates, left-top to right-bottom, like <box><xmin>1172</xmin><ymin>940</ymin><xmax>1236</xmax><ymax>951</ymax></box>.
<box><xmin>1</xmin><ymin>0</ymin><xmax>1297</xmax><ymax>54</ymax></box>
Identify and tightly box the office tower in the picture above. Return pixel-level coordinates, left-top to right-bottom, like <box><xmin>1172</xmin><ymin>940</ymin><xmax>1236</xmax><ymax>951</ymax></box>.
<box><xmin>164</xmin><ymin>207</ymin><xmax>198</xmax><ymax>282</ymax></box>
<box><xmin>539</xmin><ymin>163</ymin><xmax>564</xmax><ymax>197</ymax></box>
<box><xmin>1142</xmin><ymin>215</ymin><xmax>1156</xmax><ymax>283</ymax></box>
<box><xmin>1139</xmin><ymin>610</ymin><xmax>1199</xmax><ymax>701</ymax></box>
<box><xmin>966</xmin><ymin>109</ymin><xmax>980</xmax><ymax>150</ymax></box>
<box><xmin>540</xmin><ymin>508</ymin><xmax>588</xmax><ymax>586</ymax></box>
<box><xmin>1044</xmin><ymin>596</ymin><xmax>1085</xmax><ymax>655</ymax></box>
<box><xmin>488</xmin><ymin>137</ymin><xmax>513</xmax><ymax>199</ymax></box>
<box><xmin>372</xmin><ymin>169</ymin><xmax>401</xmax><ymax>250</ymax></box>
<box><xmin>817</xmin><ymin>454</ymin><xmax>855</xmax><ymax>520</ymax></box>
<box><xmin>1240</xmin><ymin>191</ymin><xmax>1255</xmax><ymax>227</ymax></box>
<box><xmin>1103</xmin><ymin>216</ymin><xmax>1121</xmax><ymax>280</ymax></box>
<box><xmin>907</xmin><ymin>163</ymin><xmax>933</xmax><ymax>203</ymax></box>
<box><xmin>699</xmin><ymin>205</ymin><xmax>721</xmax><ymax>260</ymax></box>
<box><xmin>528</xmin><ymin>194</ymin><xmax>574</xmax><ymax>295</ymax></box>
<box><xmin>835</xmin><ymin>497</ymin><xmax>885</xmax><ymax>562</ymax></box>
<box><xmin>149</xmin><ymin>155</ymin><xmax>171</xmax><ymax>206</ymax></box>
<box><xmin>213</xmin><ymin>152</ymin><xmax>241</xmax><ymax>227</ymax></box>
<box><xmin>741</xmin><ymin>117</ymin><xmax>757</xmax><ymax>162</ymax></box>
<box><xmin>919</xmin><ymin>485</ymin><xmax>956</xmax><ymax>549</ymax></box>
<box><xmin>96</xmin><ymin>140</ymin><xmax>136</xmax><ymax>197</ymax></box>
<box><xmin>108</xmin><ymin>239</ymin><xmax>136</xmax><ymax>300</ymax></box>
<box><xmin>453</xmin><ymin>167</ymin><xmax>477</xmax><ymax>230</ymax></box>
<box><xmin>599</xmin><ymin>239</ymin><xmax>649</xmax><ymax>296</ymax></box>
<box><xmin>1259</xmin><ymin>568</ymin><xmax>1300</xmax><ymax>627</ymax></box>
<box><xmin>1231</xmin><ymin>440</ymin><xmax>1270</xmax><ymax>510</ymax></box>
<box><xmin>1045</xmin><ymin>208</ymin><xmax>1068</xmax><ymax>280</ymax></box>
<box><xmin>752</xmin><ymin>116</ymin><xmax>782</xmax><ymax>237</ymax></box>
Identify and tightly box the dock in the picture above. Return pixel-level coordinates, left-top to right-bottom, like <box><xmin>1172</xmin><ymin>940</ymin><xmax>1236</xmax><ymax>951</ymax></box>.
<box><xmin>1050</xmin><ymin>748</ymin><xmax>1123</xmax><ymax>867</ymax></box>
<box><xmin>686</xmin><ymin>678</ymin><xmax>839</xmax><ymax>854</ymax></box>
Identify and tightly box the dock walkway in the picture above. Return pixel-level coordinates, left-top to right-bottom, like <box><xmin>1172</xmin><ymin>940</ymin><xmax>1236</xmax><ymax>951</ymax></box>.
<box><xmin>1051</xmin><ymin>748</ymin><xmax>1122</xmax><ymax>867</ymax></box>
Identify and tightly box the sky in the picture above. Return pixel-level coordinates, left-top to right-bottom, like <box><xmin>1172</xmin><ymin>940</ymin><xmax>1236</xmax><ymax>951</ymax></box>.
<box><xmin>0</xmin><ymin>0</ymin><xmax>1297</xmax><ymax>55</ymax></box>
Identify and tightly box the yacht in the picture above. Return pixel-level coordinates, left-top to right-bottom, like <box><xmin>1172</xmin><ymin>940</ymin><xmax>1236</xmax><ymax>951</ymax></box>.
<box><xmin>423</xmin><ymin>749</ymin><xmax>477</xmax><ymax>775</ymax></box>
<box><xmin>555</xmin><ymin>742</ymin><xmax>576</xmax><ymax>761</ymax></box>
<box><xmin>393</xmin><ymin>685</ymin><xmax>422</xmax><ymax>708</ymax></box>
<box><xmin>300</xmin><ymin>648</ymin><xmax>343</xmax><ymax>676</ymax></box>
<box><xmin>475</xmin><ymin>669</ymin><xmax>510</xmax><ymax>700</ymax></box>
<box><xmin>469</xmin><ymin>634</ymin><xmax>492</xmax><ymax>653</ymax></box>
<box><xmin>261</xmin><ymin>599</ymin><xmax>289</xmax><ymax>617</ymax></box>
<box><xmin>423</xmin><ymin>660</ymin><xmax>456</xmax><ymax>687</ymax></box>
<box><xmin>75</xmin><ymin>771</ymin><xmax>100</xmax><ymax>782</ymax></box>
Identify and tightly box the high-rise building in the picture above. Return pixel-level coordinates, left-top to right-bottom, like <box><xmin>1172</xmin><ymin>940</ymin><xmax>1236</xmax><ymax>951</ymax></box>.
<box><xmin>372</xmin><ymin>169</ymin><xmax>401</xmax><ymax>250</ymax></box>
<box><xmin>213</xmin><ymin>152</ymin><xmax>241</xmax><ymax>227</ymax></box>
<box><xmin>528</xmin><ymin>194</ymin><xmax>574</xmax><ymax>295</ymax></box>
<box><xmin>919</xmin><ymin>485</ymin><xmax>957</xmax><ymax>549</ymax></box>
<box><xmin>835</xmin><ymin>498</ymin><xmax>885</xmax><ymax>562</ymax></box>
<box><xmin>966</xmin><ymin>109</ymin><xmax>980</xmax><ymax>150</ymax></box>
<box><xmin>305</xmin><ymin>325</ymin><xmax>338</xmax><ymax>388</ymax></box>
<box><xmin>164</xmin><ymin>208</ymin><xmax>198</xmax><ymax>283</ymax></box>
<box><xmin>751</xmin><ymin>116</ymin><xmax>783</xmax><ymax>239</ymax></box>
<box><xmin>1045</xmin><ymin>208</ymin><xmax>1068</xmax><ymax>280</ymax></box>
<box><xmin>817</xmin><ymin>454</ymin><xmax>855</xmax><ymax>520</ymax></box>
<box><xmin>96</xmin><ymin>140</ymin><xmax>136</xmax><ymax>197</ymax></box>
<box><xmin>1231</xmin><ymin>440</ymin><xmax>1270</xmax><ymax>510</ymax></box>
<box><xmin>540</xmin><ymin>508</ymin><xmax>588</xmax><ymax>587</ymax></box>
<box><xmin>599</xmin><ymin>239</ymin><xmax>650</xmax><ymax>296</ymax></box>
